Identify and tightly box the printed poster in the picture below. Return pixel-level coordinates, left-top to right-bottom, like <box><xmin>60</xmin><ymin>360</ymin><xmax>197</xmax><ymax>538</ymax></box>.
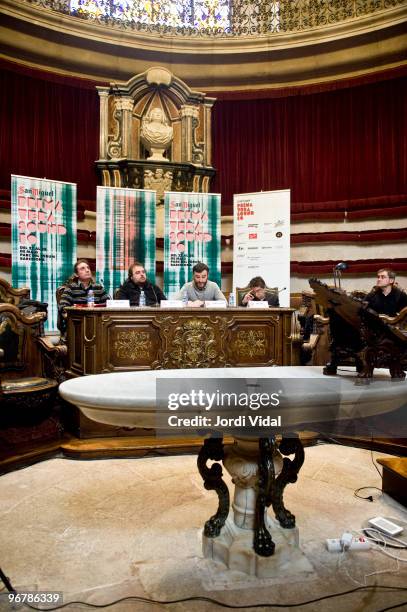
<box><xmin>11</xmin><ymin>175</ymin><xmax>77</xmax><ymax>332</ymax></box>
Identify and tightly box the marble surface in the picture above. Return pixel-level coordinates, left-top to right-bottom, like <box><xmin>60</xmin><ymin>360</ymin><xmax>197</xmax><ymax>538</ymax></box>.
<box><xmin>0</xmin><ymin>445</ymin><xmax>406</xmax><ymax>611</ymax></box>
<box><xmin>59</xmin><ymin>366</ymin><xmax>406</xmax><ymax>432</ymax></box>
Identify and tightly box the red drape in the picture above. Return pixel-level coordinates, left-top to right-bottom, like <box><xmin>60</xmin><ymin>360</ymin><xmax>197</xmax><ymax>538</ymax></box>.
<box><xmin>212</xmin><ymin>77</ymin><xmax>407</xmax><ymax>214</ymax></box>
<box><xmin>1</xmin><ymin>63</ymin><xmax>406</xmax><ymax>215</ymax></box>
<box><xmin>0</xmin><ymin>65</ymin><xmax>100</xmax><ymax>202</ymax></box>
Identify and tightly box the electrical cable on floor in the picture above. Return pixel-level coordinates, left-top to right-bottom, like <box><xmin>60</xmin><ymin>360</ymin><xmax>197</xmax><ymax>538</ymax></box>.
<box><xmin>362</xmin><ymin>528</ymin><xmax>407</xmax><ymax>550</ymax></box>
<box><xmin>315</xmin><ymin>432</ymin><xmax>385</xmax><ymax>501</ymax></box>
<box><xmin>376</xmin><ymin>602</ymin><xmax>407</xmax><ymax>612</ymax></box>
<box><xmin>1</xmin><ymin>574</ymin><xmax>407</xmax><ymax>612</ymax></box>
<box><xmin>354</xmin><ymin>486</ymin><xmax>383</xmax><ymax>502</ymax></box>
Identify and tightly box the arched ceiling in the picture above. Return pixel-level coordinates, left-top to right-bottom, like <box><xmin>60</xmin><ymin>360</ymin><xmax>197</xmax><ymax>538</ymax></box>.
<box><xmin>0</xmin><ymin>0</ymin><xmax>406</xmax><ymax>90</ymax></box>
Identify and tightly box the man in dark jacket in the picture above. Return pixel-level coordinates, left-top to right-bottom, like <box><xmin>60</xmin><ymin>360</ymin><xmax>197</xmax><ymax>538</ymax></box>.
<box><xmin>240</xmin><ymin>276</ymin><xmax>279</xmax><ymax>307</ymax></box>
<box><xmin>365</xmin><ymin>268</ymin><xmax>407</xmax><ymax>317</ymax></box>
<box><xmin>116</xmin><ymin>262</ymin><xmax>166</xmax><ymax>306</ymax></box>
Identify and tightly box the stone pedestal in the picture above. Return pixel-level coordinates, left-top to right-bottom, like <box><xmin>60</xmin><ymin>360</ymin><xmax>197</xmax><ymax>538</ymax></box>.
<box><xmin>203</xmin><ymin>517</ymin><xmax>305</xmax><ymax>578</ymax></box>
<box><xmin>201</xmin><ymin>435</ymin><xmax>305</xmax><ymax>576</ymax></box>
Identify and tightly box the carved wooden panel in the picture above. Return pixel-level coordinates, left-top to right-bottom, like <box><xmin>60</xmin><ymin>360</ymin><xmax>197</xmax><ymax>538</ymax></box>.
<box><xmin>104</xmin><ymin>316</ymin><xmax>161</xmax><ymax>370</ymax></box>
<box><xmin>65</xmin><ymin>307</ymin><xmax>295</xmax><ymax>377</ymax></box>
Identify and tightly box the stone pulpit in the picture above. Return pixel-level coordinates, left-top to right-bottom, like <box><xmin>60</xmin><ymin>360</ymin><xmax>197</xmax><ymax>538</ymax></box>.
<box><xmin>95</xmin><ymin>66</ymin><xmax>216</xmax><ymax>203</ymax></box>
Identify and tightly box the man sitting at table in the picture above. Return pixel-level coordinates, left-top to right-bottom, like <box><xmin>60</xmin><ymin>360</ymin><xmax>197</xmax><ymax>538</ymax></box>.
<box><xmin>59</xmin><ymin>259</ymin><xmax>109</xmax><ymax>313</ymax></box>
<box><xmin>174</xmin><ymin>262</ymin><xmax>226</xmax><ymax>307</ymax></box>
<box><xmin>116</xmin><ymin>262</ymin><xmax>166</xmax><ymax>306</ymax></box>
<box><xmin>365</xmin><ymin>268</ymin><xmax>407</xmax><ymax>316</ymax></box>
<box><xmin>240</xmin><ymin>276</ymin><xmax>280</xmax><ymax>307</ymax></box>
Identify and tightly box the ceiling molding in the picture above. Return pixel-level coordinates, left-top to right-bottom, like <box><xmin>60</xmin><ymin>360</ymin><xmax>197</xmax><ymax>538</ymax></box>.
<box><xmin>1</xmin><ymin>1</ymin><xmax>406</xmax><ymax>89</ymax></box>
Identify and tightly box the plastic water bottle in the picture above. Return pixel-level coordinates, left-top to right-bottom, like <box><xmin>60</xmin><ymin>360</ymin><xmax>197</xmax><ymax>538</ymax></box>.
<box><xmin>87</xmin><ymin>289</ymin><xmax>95</xmax><ymax>308</ymax></box>
<box><xmin>182</xmin><ymin>290</ymin><xmax>188</xmax><ymax>307</ymax></box>
<box><xmin>139</xmin><ymin>290</ymin><xmax>146</xmax><ymax>307</ymax></box>
<box><xmin>228</xmin><ymin>292</ymin><xmax>235</xmax><ymax>308</ymax></box>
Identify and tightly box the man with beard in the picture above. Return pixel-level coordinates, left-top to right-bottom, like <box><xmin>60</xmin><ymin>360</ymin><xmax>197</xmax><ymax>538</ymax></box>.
<box><xmin>174</xmin><ymin>262</ymin><xmax>226</xmax><ymax>307</ymax></box>
<box><xmin>116</xmin><ymin>262</ymin><xmax>166</xmax><ymax>306</ymax></box>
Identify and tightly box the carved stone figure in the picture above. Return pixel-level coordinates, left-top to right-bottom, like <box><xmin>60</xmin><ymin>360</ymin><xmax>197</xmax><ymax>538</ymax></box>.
<box><xmin>143</xmin><ymin>168</ymin><xmax>173</xmax><ymax>202</ymax></box>
<box><xmin>140</xmin><ymin>107</ymin><xmax>173</xmax><ymax>162</ymax></box>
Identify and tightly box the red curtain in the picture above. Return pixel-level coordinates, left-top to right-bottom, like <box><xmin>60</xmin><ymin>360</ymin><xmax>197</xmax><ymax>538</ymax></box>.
<box><xmin>1</xmin><ymin>63</ymin><xmax>406</xmax><ymax>215</ymax></box>
<box><xmin>212</xmin><ymin>77</ymin><xmax>407</xmax><ymax>214</ymax></box>
<box><xmin>0</xmin><ymin>65</ymin><xmax>100</xmax><ymax>202</ymax></box>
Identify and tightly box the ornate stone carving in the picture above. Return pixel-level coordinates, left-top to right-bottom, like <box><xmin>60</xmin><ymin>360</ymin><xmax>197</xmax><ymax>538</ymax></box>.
<box><xmin>114</xmin><ymin>330</ymin><xmax>152</xmax><ymax>360</ymax></box>
<box><xmin>233</xmin><ymin>329</ymin><xmax>267</xmax><ymax>358</ymax></box>
<box><xmin>144</xmin><ymin>168</ymin><xmax>173</xmax><ymax>201</ymax></box>
<box><xmin>96</xmin><ymin>67</ymin><xmax>216</xmax><ymax>194</ymax></box>
<box><xmin>140</xmin><ymin>107</ymin><xmax>173</xmax><ymax>162</ymax></box>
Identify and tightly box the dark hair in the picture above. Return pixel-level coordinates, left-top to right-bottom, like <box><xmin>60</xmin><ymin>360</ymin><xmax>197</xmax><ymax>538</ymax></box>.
<box><xmin>74</xmin><ymin>259</ymin><xmax>92</xmax><ymax>275</ymax></box>
<box><xmin>128</xmin><ymin>261</ymin><xmax>145</xmax><ymax>280</ymax></box>
<box><xmin>193</xmin><ymin>262</ymin><xmax>209</xmax><ymax>274</ymax></box>
<box><xmin>249</xmin><ymin>276</ymin><xmax>266</xmax><ymax>289</ymax></box>
<box><xmin>377</xmin><ymin>268</ymin><xmax>396</xmax><ymax>281</ymax></box>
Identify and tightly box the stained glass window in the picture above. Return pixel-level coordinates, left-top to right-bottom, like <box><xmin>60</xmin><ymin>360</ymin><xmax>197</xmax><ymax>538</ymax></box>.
<box><xmin>70</xmin><ymin>0</ymin><xmax>232</xmax><ymax>31</ymax></box>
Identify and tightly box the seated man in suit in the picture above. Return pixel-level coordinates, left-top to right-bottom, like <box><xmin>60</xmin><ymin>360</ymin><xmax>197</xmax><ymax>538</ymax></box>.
<box><xmin>174</xmin><ymin>262</ymin><xmax>226</xmax><ymax>307</ymax></box>
<box><xmin>116</xmin><ymin>262</ymin><xmax>166</xmax><ymax>306</ymax></box>
<box><xmin>365</xmin><ymin>268</ymin><xmax>407</xmax><ymax>316</ymax></box>
<box><xmin>59</xmin><ymin>259</ymin><xmax>109</xmax><ymax>313</ymax></box>
<box><xmin>240</xmin><ymin>276</ymin><xmax>279</xmax><ymax>307</ymax></box>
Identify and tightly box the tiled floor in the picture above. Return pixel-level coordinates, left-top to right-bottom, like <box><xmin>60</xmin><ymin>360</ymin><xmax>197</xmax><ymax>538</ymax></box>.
<box><xmin>0</xmin><ymin>444</ymin><xmax>406</xmax><ymax>611</ymax></box>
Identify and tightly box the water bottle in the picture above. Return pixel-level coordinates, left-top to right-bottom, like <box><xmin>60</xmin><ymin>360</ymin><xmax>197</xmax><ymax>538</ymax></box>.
<box><xmin>228</xmin><ymin>292</ymin><xmax>235</xmax><ymax>308</ymax></box>
<box><xmin>87</xmin><ymin>289</ymin><xmax>95</xmax><ymax>308</ymax></box>
<box><xmin>182</xmin><ymin>290</ymin><xmax>188</xmax><ymax>307</ymax></box>
<box><xmin>139</xmin><ymin>290</ymin><xmax>146</xmax><ymax>307</ymax></box>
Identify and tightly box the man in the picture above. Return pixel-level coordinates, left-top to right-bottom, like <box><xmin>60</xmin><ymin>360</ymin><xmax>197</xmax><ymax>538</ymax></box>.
<box><xmin>174</xmin><ymin>262</ymin><xmax>226</xmax><ymax>307</ymax></box>
<box><xmin>365</xmin><ymin>268</ymin><xmax>407</xmax><ymax>316</ymax></box>
<box><xmin>240</xmin><ymin>276</ymin><xmax>279</xmax><ymax>307</ymax></box>
<box><xmin>59</xmin><ymin>259</ymin><xmax>109</xmax><ymax>313</ymax></box>
<box><xmin>116</xmin><ymin>262</ymin><xmax>166</xmax><ymax>306</ymax></box>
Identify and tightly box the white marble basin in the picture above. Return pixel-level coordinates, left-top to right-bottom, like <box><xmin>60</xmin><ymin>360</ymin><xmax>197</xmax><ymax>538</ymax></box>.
<box><xmin>59</xmin><ymin>366</ymin><xmax>406</xmax><ymax>433</ymax></box>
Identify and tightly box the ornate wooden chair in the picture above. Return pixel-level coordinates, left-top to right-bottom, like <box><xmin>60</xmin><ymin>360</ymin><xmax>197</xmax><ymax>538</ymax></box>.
<box><xmin>0</xmin><ymin>277</ymin><xmax>30</xmax><ymax>305</ymax></box>
<box><xmin>0</xmin><ymin>303</ymin><xmax>67</xmax><ymax>463</ymax></box>
<box><xmin>0</xmin><ymin>304</ymin><xmax>58</xmax><ymax>405</ymax></box>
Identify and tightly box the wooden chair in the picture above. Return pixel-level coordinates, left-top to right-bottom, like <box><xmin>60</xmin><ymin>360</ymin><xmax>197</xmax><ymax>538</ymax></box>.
<box><xmin>0</xmin><ymin>277</ymin><xmax>30</xmax><ymax>305</ymax></box>
<box><xmin>0</xmin><ymin>304</ymin><xmax>60</xmax><ymax>439</ymax></box>
<box><xmin>235</xmin><ymin>285</ymin><xmax>278</xmax><ymax>306</ymax></box>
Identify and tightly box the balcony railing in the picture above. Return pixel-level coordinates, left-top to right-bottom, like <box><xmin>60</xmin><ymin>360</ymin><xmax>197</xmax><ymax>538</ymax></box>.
<box><xmin>24</xmin><ymin>0</ymin><xmax>404</xmax><ymax>37</ymax></box>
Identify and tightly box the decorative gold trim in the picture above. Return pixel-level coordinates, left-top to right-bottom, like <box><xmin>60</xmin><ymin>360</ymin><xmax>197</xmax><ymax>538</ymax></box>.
<box><xmin>114</xmin><ymin>330</ymin><xmax>152</xmax><ymax>360</ymax></box>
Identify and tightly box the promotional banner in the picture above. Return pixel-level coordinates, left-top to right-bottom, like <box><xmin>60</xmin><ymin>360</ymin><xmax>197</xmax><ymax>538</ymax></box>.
<box><xmin>11</xmin><ymin>175</ymin><xmax>77</xmax><ymax>332</ymax></box>
<box><xmin>96</xmin><ymin>187</ymin><xmax>156</xmax><ymax>297</ymax></box>
<box><xmin>233</xmin><ymin>190</ymin><xmax>290</xmax><ymax>307</ymax></box>
<box><xmin>164</xmin><ymin>191</ymin><xmax>221</xmax><ymax>297</ymax></box>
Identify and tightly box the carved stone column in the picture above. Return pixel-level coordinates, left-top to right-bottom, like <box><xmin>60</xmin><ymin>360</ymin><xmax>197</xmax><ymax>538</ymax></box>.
<box><xmin>180</xmin><ymin>105</ymin><xmax>199</xmax><ymax>164</ymax></box>
<box><xmin>203</xmin><ymin>99</ymin><xmax>215</xmax><ymax>167</ymax></box>
<box><xmin>117</xmin><ymin>97</ymin><xmax>134</xmax><ymax>158</ymax></box>
<box><xmin>223</xmin><ymin>438</ymin><xmax>283</xmax><ymax>532</ymax></box>
<box><xmin>97</xmin><ymin>87</ymin><xmax>109</xmax><ymax>160</ymax></box>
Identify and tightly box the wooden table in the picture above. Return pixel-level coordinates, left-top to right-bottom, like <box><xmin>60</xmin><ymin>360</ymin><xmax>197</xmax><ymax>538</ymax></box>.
<box><xmin>65</xmin><ymin>306</ymin><xmax>298</xmax><ymax>377</ymax></box>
